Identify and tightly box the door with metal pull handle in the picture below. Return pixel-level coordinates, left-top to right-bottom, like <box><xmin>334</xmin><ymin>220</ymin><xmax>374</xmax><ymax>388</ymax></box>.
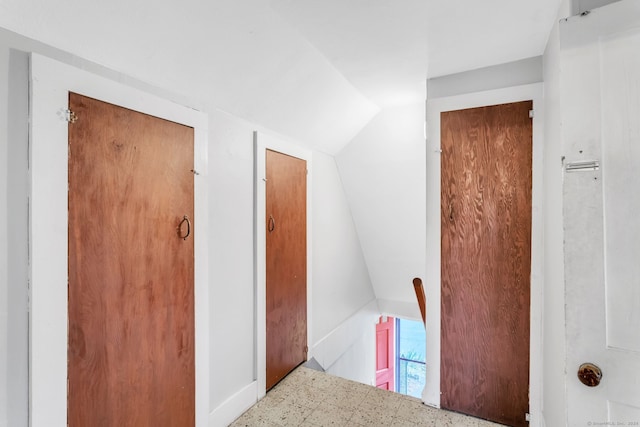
<box><xmin>177</xmin><ymin>215</ymin><xmax>191</xmax><ymax>240</ymax></box>
<box><xmin>265</xmin><ymin>149</ymin><xmax>307</xmax><ymax>390</ymax></box>
<box><xmin>268</xmin><ymin>215</ymin><xmax>275</xmax><ymax>233</ymax></box>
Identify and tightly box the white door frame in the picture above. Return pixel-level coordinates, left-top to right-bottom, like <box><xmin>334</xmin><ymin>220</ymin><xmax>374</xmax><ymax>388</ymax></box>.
<box><xmin>29</xmin><ymin>54</ymin><xmax>209</xmax><ymax>427</ymax></box>
<box><xmin>254</xmin><ymin>131</ymin><xmax>313</xmax><ymax>398</ymax></box>
<box><xmin>425</xmin><ymin>83</ymin><xmax>544</xmax><ymax>426</ymax></box>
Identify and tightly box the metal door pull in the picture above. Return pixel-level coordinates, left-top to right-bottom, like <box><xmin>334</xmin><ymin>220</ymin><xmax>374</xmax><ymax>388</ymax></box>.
<box><xmin>177</xmin><ymin>215</ymin><xmax>191</xmax><ymax>240</ymax></box>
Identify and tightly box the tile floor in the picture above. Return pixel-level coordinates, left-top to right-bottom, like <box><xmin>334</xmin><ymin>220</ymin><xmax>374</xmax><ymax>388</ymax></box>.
<box><xmin>230</xmin><ymin>366</ymin><xmax>506</xmax><ymax>427</ymax></box>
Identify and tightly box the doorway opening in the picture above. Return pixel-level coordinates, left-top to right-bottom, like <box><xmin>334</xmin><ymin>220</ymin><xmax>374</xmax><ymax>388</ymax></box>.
<box><xmin>396</xmin><ymin>318</ymin><xmax>426</xmax><ymax>398</ymax></box>
<box><xmin>375</xmin><ymin>316</ymin><xmax>426</xmax><ymax>398</ymax></box>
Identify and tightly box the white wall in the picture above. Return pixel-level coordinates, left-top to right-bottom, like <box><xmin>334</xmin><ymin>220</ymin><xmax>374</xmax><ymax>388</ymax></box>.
<box><xmin>319</xmin><ymin>301</ymin><xmax>378</xmax><ymax>387</ymax></box>
<box><xmin>541</xmin><ymin>1</ymin><xmax>571</xmax><ymax>425</ymax></box>
<box><xmin>0</xmin><ymin>27</ymin><xmax>377</xmax><ymax>426</ymax></box>
<box><xmin>0</xmin><ymin>45</ymin><xmax>29</xmax><ymax>427</ymax></box>
<box><xmin>310</xmin><ymin>152</ymin><xmax>377</xmax><ymax>383</ymax></box>
<box><xmin>427</xmin><ymin>56</ymin><xmax>543</xmax><ymax>99</ymax></box>
<box><xmin>311</xmin><ymin>152</ymin><xmax>376</xmax><ymax>342</ymax></box>
<box><xmin>336</xmin><ymin>103</ymin><xmax>427</xmax><ymax>318</ymax></box>
<box><xmin>0</xmin><ymin>46</ymin><xmax>8</xmax><ymax>427</ymax></box>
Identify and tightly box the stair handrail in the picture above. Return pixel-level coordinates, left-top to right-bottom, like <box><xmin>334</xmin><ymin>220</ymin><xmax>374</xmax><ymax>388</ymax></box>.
<box><xmin>413</xmin><ymin>277</ymin><xmax>426</xmax><ymax>326</ymax></box>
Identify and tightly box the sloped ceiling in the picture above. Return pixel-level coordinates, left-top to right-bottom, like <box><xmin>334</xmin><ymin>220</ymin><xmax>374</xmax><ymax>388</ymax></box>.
<box><xmin>271</xmin><ymin>0</ymin><xmax>564</xmax><ymax>103</ymax></box>
<box><xmin>425</xmin><ymin>0</ymin><xmax>564</xmax><ymax>77</ymax></box>
<box><xmin>0</xmin><ymin>0</ymin><xmax>563</xmax><ymax>153</ymax></box>
<box><xmin>271</xmin><ymin>0</ymin><xmax>431</xmax><ymax>107</ymax></box>
<box><xmin>0</xmin><ymin>0</ymin><xmax>379</xmax><ymax>154</ymax></box>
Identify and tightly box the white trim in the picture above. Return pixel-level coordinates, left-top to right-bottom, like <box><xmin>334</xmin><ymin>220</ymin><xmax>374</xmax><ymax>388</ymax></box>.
<box><xmin>29</xmin><ymin>53</ymin><xmax>209</xmax><ymax>427</ymax></box>
<box><xmin>208</xmin><ymin>381</ymin><xmax>257</xmax><ymax>427</ymax></box>
<box><xmin>311</xmin><ymin>299</ymin><xmax>379</xmax><ymax>371</ymax></box>
<box><xmin>254</xmin><ymin>131</ymin><xmax>313</xmax><ymax>399</ymax></box>
<box><xmin>425</xmin><ymin>83</ymin><xmax>544</xmax><ymax>427</ymax></box>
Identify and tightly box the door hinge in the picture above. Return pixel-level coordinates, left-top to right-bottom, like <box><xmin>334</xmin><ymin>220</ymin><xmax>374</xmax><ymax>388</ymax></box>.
<box><xmin>528</xmin><ymin>109</ymin><xmax>535</xmax><ymax>119</ymax></box>
<box><xmin>525</xmin><ymin>412</ymin><xmax>531</xmax><ymax>422</ymax></box>
<box><xmin>304</xmin><ymin>345</ymin><xmax>308</xmax><ymax>354</ymax></box>
<box><xmin>27</xmin><ymin>278</ymin><xmax>31</xmax><ymax>313</ymax></box>
<box><xmin>64</xmin><ymin>109</ymin><xmax>78</xmax><ymax>124</ymax></box>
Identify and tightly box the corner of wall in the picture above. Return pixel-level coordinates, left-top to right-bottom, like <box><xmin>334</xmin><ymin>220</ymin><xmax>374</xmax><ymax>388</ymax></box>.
<box><xmin>540</xmin><ymin>0</ymin><xmax>569</xmax><ymax>425</ymax></box>
<box><xmin>310</xmin><ymin>299</ymin><xmax>379</xmax><ymax>386</ymax></box>
<box><xmin>2</xmin><ymin>46</ymin><xmax>30</xmax><ymax>427</ymax></box>
<box><xmin>0</xmin><ymin>44</ymin><xmax>9</xmax><ymax>427</ymax></box>
<box><xmin>208</xmin><ymin>382</ymin><xmax>257</xmax><ymax>427</ymax></box>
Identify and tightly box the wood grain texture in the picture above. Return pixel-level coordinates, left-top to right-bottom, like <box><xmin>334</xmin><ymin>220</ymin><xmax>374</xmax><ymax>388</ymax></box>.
<box><xmin>413</xmin><ymin>277</ymin><xmax>426</xmax><ymax>326</ymax></box>
<box><xmin>265</xmin><ymin>149</ymin><xmax>307</xmax><ymax>390</ymax></box>
<box><xmin>440</xmin><ymin>101</ymin><xmax>532</xmax><ymax>427</ymax></box>
<box><xmin>68</xmin><ymin>93</ymin><xmax>195</xmax><ymax>426</ymax></box>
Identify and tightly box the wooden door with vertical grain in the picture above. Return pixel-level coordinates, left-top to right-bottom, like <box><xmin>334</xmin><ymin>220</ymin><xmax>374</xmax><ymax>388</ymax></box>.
<box><xmin>67</xmin><ymin>93</ymin><xmax>195</xmax><ymax>426</ymax></box>
<box><xmin>440</xmin><ymin>101</ymin><xmax>532</xmax><ymax>427</ymax></box>
<box><xmin>265</xmin><ymin>149</ymin><xmax>307</xmax><ymax>390</ymax></box>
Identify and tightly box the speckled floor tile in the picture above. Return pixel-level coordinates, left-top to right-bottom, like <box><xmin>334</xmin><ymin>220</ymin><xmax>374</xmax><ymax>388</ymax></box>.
<box><xmin>361</xmin><ymin>388</ymin><xmax>404</xmax><ymax>413</ymax></box>
<box><xmin>436</xmin><ymin>410</ymin><xmax>486</xmax><ymax>427</ymax></box>
<box><xmin>390</xmin><ymin>415</ymin><xmax>428</xmax><ymax>427</ymax></box>
<box><xmin>397</xmin><ymin>397</ymin><xmax>441</xmax><ymax>422</ymax></box>
<box><xmin>279</xmin><ymin>391</ymin><xmax>323</xmax><ymax>411</ymax></box>
<box><xmin>262</xmin><ymin>402</ymin><xmax>314</xmax><ymax>426</ymax></box>
<box><xmin>294</xmin><ymin>383</ymin><xmax>328</xmax><ymax>403</ymax></box>
<box><xmin>304</xmin><ymin>401</ymin><xmax>352</xmax><ymax>426</ymax></box>
<box><xmin>229</xmin><ymin>366</ymin><xmax>507</xmax><ymax>427</ymax></box>
<box><xmin>349</xmin><ymin>406</ymin><xmax>397</xmax><ymax>426</ymax></box>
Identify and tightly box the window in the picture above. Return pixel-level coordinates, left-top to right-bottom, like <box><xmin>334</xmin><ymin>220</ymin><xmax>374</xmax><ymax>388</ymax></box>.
<box><xmin>396</xmin><ymin>318</ymin><xmax>426</xmax><ymax>398</ymax></box>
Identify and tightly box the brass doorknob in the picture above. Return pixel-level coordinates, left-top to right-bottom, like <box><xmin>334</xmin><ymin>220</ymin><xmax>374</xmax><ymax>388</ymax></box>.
<box><xmin>578</xmin><ymin>363</ymin><xmax>602</xmax><ymax>387</ymax></box>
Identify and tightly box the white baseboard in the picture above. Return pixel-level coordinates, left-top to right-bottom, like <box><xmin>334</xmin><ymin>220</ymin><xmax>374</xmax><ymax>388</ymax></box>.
<box><xmin>311</xmin><ymin>299</ymin><xmax>379</xmax><ymax>370</ymax></box>
<box><xmin>208</xmin><ymin>381</ymin><xmax>257</xmax><ymax>427</ymax></box>
<box><xmin>310</xmin><ymin>299</ymin><xmax>380</xmax><ymax>386</ymax></box>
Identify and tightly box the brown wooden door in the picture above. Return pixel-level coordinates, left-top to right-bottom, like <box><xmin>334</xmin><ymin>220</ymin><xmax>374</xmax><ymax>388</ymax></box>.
<box><xmin>440</xmin><ymin>101</ymin><xmax>532</xmax><ymax>427</ymax></box>
<box><xmin>265</xmin><ymin>149</ymin><xmax>307</xmax><ymax>390</ymax></box>
<box><xmin>67</xmin><ymin>93</ymin><xmax>195</xmax><ymax>426</ymax></box>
